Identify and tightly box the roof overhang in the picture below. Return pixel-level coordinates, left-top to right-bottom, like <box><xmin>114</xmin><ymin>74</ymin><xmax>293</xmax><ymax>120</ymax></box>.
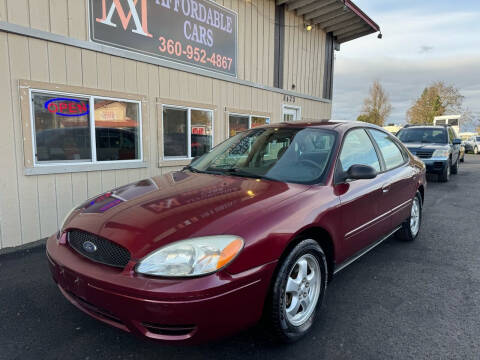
<box><xmin>277</xmin><ymin>0</ymin><xmax>380</xmax><ymax>44</ymax></box>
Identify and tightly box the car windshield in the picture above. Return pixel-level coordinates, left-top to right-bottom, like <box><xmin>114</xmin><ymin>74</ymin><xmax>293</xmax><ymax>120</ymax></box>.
<box><xmin>189</xmin><ymin>127</ymin><xmax>337</xmax><ymax>184</ymax></box>
<box><xmin>397</xmin><ymin>128</ymin><xmax>447</xmax><ymax>144</ymax></box>
<box><xmin>476</xmin><ymin>137</ymin><xmax>480</xmax><ymax>142</ymax></box>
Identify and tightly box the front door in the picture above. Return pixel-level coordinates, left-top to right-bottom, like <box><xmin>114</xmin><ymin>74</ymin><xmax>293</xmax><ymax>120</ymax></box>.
<box><xmin>283</xmin><ymin>106</ymin><xmax>300</xmax><ymax>122</ymax></box>
<box><xmin>337</xmin><ymin>128</ymin><xmax>390</xmax><ymax>260</ymax></box>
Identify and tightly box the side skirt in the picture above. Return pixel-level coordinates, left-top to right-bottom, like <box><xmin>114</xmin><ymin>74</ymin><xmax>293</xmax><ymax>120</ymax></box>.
<box><xmin>333</xmin><ymin>226</ymin><xmax>402</xmax><ymax>275</ymax></box>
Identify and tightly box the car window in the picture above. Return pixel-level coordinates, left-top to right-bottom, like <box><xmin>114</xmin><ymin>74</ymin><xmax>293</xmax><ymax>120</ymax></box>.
<box><xmin>397</xmin><ymin>128</ymin><xmax>447</xmax><ymax>144</ymax></box>
<box><xmin>339</xmin><ymin>129</ymin><xmax>380</xmax><ymax>172</ymax></box>
<box><xmin>368</xmin><ymin>129</ymin><xmax>405</xmax><ymax>170</ymax></box>
<box><xmin>476</xmin><ymin>137</ymin><xmax>480</xmax><ymax>142</ymax></box>
<box><xmin>448</xmin><ymin>128</ymin><xmax>454</xmax><ymax>143</ymax></box>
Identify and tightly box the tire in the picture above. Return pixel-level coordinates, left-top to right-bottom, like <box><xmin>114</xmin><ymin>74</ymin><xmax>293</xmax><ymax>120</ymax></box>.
<box><xmin>269</xmin><ymin>239</ymin><xmax>327</xmax><ymax>343</ymax></box>
<box><xmin>439</xmin><ymin>160</ymin><xmax>450</xmax><ymax>182</ymax></box>
<box><xmin>451</xmin><ymin>156</ymin><xmax>459</xmax><ymax>174</ymax></box>
<box><xmin>396</xmin><ymin>192</ymin><xmax>422</xmax><ymax>242</ymax></box>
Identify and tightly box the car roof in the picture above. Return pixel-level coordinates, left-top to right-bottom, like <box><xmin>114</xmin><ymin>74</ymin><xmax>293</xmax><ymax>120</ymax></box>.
<box><xmin>401</xmin><ymin>125</ymin><xmax>446</xmax><ymax>130</ymax></box>
<box><xmin>260</xmin><ymin>120</ymin><xmax>386</xmax><ymax>133</ymax></box>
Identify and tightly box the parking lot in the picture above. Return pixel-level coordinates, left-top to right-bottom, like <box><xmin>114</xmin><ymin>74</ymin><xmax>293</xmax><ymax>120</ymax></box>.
<box><xmin>1</xmin><ymin>154</ymin><xmax>479</xmax><ymax>360</ymax></box>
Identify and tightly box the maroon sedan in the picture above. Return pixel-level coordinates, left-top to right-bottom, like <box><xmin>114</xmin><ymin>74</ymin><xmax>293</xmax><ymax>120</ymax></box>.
<box><xmin>46</xmin><ymin>121</ymin><xmax>426</xmax><ymax>343</ymax></box>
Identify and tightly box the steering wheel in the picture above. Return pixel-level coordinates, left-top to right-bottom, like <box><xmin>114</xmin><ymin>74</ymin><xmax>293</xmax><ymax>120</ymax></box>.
<box><xmin>298</xmin><ymin>159</ymin><xmax>323</xmax><ymax>170</ymax></box>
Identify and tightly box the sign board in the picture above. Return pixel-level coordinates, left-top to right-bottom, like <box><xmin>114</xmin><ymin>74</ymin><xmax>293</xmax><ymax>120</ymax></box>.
<box><xmin>89</xmin><ymin>0</ymin><xmax>237</xmax><ymax>76</ymax></box>
<box><xmin>44</xmin><ymin>98</ymin><xmax>89</xmax><ymax>117</ymax></box>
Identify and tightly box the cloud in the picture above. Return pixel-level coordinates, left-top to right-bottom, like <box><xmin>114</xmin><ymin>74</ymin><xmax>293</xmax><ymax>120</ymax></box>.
<box><xmin>419</xmin><ymin>45</ymin><xmax>434</xmax><ymax>54</ymax></box>
<box><xmin>332</xmin><ymin>5</ymin><xmax>480</xmax><ymax>124</ymax></box>
<box><xmin>333</xmin><ymin>55</ymin><xmax>480</xmax><ymax>123</ymax></box>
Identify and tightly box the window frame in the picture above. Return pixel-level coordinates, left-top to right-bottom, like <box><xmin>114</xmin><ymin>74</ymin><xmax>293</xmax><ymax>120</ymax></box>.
<box><xmin>334</xmin><ymin>127</ymin><xmax>384</xmax><ymax>184</ymax></box>
<box><xmin>227</xmin><ymin>112</ymin><xmax>271</xmax><ymax>137</ymax></box>
<box><xmin>367</xmin><ymin>128</ymin><xmax>408</xmax><ymax>172</ymax></box>
<box><xmin>161</xmin><ymin>103</ymin><xmax>214</xmax><ymax>161</ymax></box>
<box><xmin>29</xmin><ymin>88</ymin><xmax>143</xmax><ymax>168</ymax></box>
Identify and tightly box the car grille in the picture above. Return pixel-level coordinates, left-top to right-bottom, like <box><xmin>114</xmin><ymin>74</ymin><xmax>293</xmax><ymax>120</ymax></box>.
<box><xmin>68</xmin><ymin>230</ymin><xmax>131</xmax><ymax>268</ymax></box>
<box><xmin>414</xmin><ymin>150</ymin><xmax>434</xmax><ymax>159</ymax></box>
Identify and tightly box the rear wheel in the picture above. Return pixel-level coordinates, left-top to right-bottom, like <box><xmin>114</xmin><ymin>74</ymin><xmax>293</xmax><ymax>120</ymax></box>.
<box><xmin>396</xmin><ymin>192</ymin><xmax>422</xmax><ymax>242</ymax></box>
<box><xmin>439</xmin><ymin>160</ymin><xmax>450</xmax><ymax>182</ymax></box>
<box><xmin>269</xmin><ymin>239</ymin><xmax>327</xmax><ymax>343</ymax></box>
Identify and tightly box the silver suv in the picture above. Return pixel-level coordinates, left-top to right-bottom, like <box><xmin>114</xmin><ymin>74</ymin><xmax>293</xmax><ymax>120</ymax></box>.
<box><xmin>463</xmin><ymin>136</ymin><xmax>480</xmax><ymax>154</ymax></box>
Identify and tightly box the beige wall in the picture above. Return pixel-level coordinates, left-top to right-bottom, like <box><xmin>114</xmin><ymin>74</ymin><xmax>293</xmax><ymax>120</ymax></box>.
<box><xmin>283</xmin><ymin>10</ymin><xmax>326</xmax><ymax>98</ymax></box>
<box><xmin>0</xmin><ymin>0</ymin><xmax>331</xmax><ymax>249</ymax></box>
<box><xmin>0</xmin><ymin>0</ymin><xmax>328</xmax><ymax>96</ymax></box>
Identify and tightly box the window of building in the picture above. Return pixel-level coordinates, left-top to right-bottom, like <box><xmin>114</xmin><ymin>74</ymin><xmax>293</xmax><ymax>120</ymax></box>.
<box><xmin>282</xmin><ymin>105</ymin><xmax>301</xmax><ymax>122</ymax></box>
<box><xmin>228</xmin><ymin>114</ymin><xmax>270</xmax><ymax>137</ymax></box>
<box><xmin>31</xmin><ymin>91</ymin><xmax>142</xmax><ymax>165</ymax></box>
<box><xmin>163</xmin><ymin>105</ymin><xmax>213</xmax><ymax>159</ymax></box>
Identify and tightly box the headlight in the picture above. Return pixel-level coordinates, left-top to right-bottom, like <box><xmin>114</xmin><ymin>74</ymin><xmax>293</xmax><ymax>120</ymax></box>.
<box><xmin>135</xmin><ymin>235</ymin><xmax>244</xmax><ymax>277</ymax></box>
<box><xmin>59</xmin><ymin>206</ymin><xmax>77</xmax><ymax>232</ymax></box>
<box><xmin>432</xmin><ymin>149</ymin><xmax>449</xmax><ymax>158</ymax></box>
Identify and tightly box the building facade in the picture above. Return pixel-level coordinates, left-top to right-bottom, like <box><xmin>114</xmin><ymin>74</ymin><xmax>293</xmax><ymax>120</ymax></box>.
<box><xmin>0</xmin><ymin>0</ymin><xmax>378</xmax><ymax>249</ymax></box>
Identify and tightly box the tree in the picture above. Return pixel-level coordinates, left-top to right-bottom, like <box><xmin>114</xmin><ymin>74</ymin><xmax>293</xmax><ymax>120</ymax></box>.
<box><xmin>407</xmin><ymin>82</ymin><xmax>464</xmax><ymax>125</ymax></box>
<box><xmin>357</xmin><ymin>80</ymin><xmax>392</xmax><ymax>126</ymax></box>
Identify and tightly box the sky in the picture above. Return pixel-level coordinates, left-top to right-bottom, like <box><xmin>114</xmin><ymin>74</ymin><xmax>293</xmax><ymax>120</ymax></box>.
<box><xmin>332</xmin><ymin>0</ymin><xmax>480</xmax><ymax>127</ymax></box>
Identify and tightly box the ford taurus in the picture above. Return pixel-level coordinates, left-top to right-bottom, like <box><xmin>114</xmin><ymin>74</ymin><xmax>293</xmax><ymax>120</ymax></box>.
<box><xmin>46</xmin><ymin>120</ymin><xmax>426</xmax><ymax>343</ymax></box>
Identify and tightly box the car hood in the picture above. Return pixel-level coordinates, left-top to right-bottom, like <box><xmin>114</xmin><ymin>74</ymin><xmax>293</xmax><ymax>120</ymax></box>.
<box><xmin>64</xmin><ymin>171</ymin><xmax>308</xmax><ymax>259</ymax></box>
<box><xmin>405</xmin><ymin>143</ymin><xmax>449</xmax><ymax>150</ymax></box>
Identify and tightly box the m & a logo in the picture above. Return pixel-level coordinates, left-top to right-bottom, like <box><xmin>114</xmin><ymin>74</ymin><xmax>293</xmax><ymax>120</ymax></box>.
<box><xmin>96</xmin><ymin>0</ymin><xmax>153</xmax><ymax>38</ymax></box>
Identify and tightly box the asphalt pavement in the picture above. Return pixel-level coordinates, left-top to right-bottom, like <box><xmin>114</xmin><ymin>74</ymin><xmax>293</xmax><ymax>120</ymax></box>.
<box><xmin>1</xmin><ymin>154</ymin><xmax>480</xmax><ymax>360</ymax></box>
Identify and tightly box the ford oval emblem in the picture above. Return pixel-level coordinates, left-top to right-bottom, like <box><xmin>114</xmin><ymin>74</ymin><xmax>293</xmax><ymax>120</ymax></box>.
<box><xmin>82</xmin><ymin>241</ymin><xmax>97</xmax><ymax>253</ymax></box>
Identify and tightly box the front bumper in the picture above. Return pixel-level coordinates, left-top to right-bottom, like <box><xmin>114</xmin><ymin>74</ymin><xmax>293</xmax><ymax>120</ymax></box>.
<box><xmin>46</xmin><ymin>235</ymin><xmax>276</xmax><ymax>343</ymax></box>
<box><xmin>421</xmin><ymin>158</ymin><xmax>448</xmax><ymax>174</ymax></box>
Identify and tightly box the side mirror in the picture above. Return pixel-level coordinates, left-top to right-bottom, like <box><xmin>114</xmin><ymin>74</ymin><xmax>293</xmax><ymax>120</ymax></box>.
<box><xmin>347</xmin><ymin>164</ymin><xmax>377</xmax><ymax>180</ymax></box>
<box><xmin>453</xmin><ymin>139</ymin><xmax>462</xmax><ymax>145</ymax></box>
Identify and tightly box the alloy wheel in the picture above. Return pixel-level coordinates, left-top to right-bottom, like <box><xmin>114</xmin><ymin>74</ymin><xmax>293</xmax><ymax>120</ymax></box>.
<box><xmin>410</xmin><ymin>197</ymin><xmax>420</xmax><ymax>236</ymax></box>
<box><xmin>284</xmin><ymin>254</ymin><xmax>321</xmax><ymax>327</ymax></box>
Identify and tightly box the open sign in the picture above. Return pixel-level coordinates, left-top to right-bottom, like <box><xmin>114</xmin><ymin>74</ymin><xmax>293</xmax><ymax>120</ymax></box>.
<box><xmin>44</xmin><ymin>98</ymin><xmax>89</xmax><ymax>117</ymax></box>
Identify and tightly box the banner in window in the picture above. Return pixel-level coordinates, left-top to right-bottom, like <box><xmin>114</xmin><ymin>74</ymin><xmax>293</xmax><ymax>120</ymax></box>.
<box><xmin>90</xmin><ymin>0</ymin><xmax>237</xmax><ymax>76</ymax></box>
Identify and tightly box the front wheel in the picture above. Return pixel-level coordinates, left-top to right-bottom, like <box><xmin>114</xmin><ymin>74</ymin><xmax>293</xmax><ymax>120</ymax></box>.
<box><xmin>269</xmin><ymin>239</ymin><xmax>327</xmax><ymax>343</ymax></box>
<box><xmin>439</xmin><ymin>160</ymin><xmax>450</xmax><ymax>182</ymax></box>
<box><xmin>396</xmin><ymin>192</ymin><xmax>422</xmax><ymax>242</ymax></box>
<box><xmin>451</xmin><ymin>156</ymin><xmax>459</xmax><ymax>174</ymax></box>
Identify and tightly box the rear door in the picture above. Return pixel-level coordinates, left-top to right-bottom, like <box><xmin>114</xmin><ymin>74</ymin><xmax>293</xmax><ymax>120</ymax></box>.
<box><xmin>368</xmin><ymin>129</ymin><xmax>414</xmax><ymax>229</ymax></box>
<box><xmin>336</xmin><ymin>128</ymin><xmax>390</xmax><ymax>259</ymax></box>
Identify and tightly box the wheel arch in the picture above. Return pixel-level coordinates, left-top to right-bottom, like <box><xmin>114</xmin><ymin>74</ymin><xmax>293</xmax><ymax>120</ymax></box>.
<box><xmin>278</xmin><ymin>226</ymin><xmax>335</xmax><ymax>282</ymax></box>
<box><xmin>417</xmin><ymin>184</ymin><xmax>425</xmax><ymax>204</ymax></box>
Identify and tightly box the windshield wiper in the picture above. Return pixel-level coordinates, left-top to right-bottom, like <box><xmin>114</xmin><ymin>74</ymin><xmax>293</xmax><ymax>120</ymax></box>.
<box><xmin>182</xmin><ymin>165</ymin><xmax>205</xmax><ymax>173</ymax></box>
<box><xmin>208</xmin><ymin>167</ymin><xmax>275</xmax><ymax>181</ymax></box>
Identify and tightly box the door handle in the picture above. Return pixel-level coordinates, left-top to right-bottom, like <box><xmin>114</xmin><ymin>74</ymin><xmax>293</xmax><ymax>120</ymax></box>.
<box><xmin>382</xmin><ymin>184</ymin><xmax>391</xmax><ymax>193</ymax></box>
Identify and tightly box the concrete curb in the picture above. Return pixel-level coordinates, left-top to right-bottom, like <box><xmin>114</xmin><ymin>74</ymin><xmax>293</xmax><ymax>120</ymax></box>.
<box><xmin>0</xmin><ymin>238</ymin><xmax>47</xmax><ymax>258</ymax></box>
